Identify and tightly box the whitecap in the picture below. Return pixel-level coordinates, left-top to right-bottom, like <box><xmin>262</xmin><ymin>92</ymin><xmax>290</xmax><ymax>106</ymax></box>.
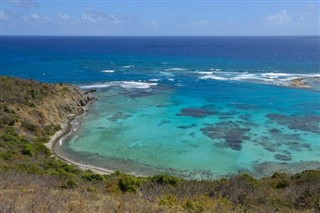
<box><xmin>198</xmin><ymin>71</ymin><xmax>320</xmax><ymax>88</ymax></box>
<box><xmin>119</xmin><ymin>81</ymin><xmax>158</xmax><ymax>89</ymax></box>
<box><xmin>122</xmin><ymin>65</ymin><xmax>135</xmax><ymax>68</ymax></box>
<box><xmin>165</xmin><ymin>67</ymin><xmax>187</xmax><ymax>71</ymax></box>
<box><xmin>80</xmin><ymin>81</ymin><xmax>157</xmax><ymax>90</ymax></box>
<box><xmin>149</xmin><ymin>79</ymin><xmax>160</xmax><ymax>82</ymax></box>
<box><xmin>101</xmin><ymin>70</ymin><xmax>115</xmax><ymax>73</ymax></box>
<box><xmin>198</xmin><ymin>71</ymin><xmax>213</xmax><ymax>75</ymax></box>
<box><xmin>160</xmin><ymin>71</ymin><xmax>175</xmax><ymax>77</ymax></box>
<box><xmin>209</xmin><ymin>68</ymin><xmax>221</xmax><ymax>71</ymax></box>
<box><xmin>200</xmin><ymin>75</ymin><xmax>228</xmax><ymax>80</ymax></box>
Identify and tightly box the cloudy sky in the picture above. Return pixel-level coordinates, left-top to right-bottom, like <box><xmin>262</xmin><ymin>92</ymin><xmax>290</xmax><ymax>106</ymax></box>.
<box><xmin>1</xmin><ymin>0</ymin><xmax>319</xmax><ymax>36</ymax></box>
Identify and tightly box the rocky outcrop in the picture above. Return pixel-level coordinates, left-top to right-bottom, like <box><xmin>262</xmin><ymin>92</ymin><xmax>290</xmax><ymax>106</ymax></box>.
<box><xmin>0</xmin><ymin>76</ymin><xmax>94</xmax><ymax>139</ymax></box>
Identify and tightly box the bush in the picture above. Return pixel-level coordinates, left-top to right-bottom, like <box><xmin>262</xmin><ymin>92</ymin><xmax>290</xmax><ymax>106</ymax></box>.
<box><xmin>151</xmin><ymin>174</ymin><xmax>181</xmax><ymax>186</ymax></box>
<box><xmin>21</xmin><ymin>121</ymin><xmax>39</xmax><ymax>134</ymax></box>
<box><xmin>82</xmin><ymin>171</ymin><xmax>104</xmax><ymax>183</ymax></box>
<box><xmin>33</xmin><ymin>142</ymin><xmax>51</xmax><ymax>156</ymax></box>
<box><xmin>275</xmin><ymin>179</ymin><xmax>290</xmax><ymax>189</ymax></box>
<box><xmin>184</xmin><ymin>200</ymin><xmax>204</xmax><ymax>213</ymax></box>
<box><xmin>118</xmin><ymin>175</ymin><xmax>141</xmax><ymax>192</ymax></box>
<box><xmin>21</xmin><ymin>144</ymin><xmax>33</xmax><ymax>156</ymax></box>
<box><xmin>44</xmin><ymin>124</ymin><xmax>61</xmax><ymax>136</ymax></box>
<box><xmin>62</xmin><ymin>179</ymin><xmax>77</xmax><ymax>189</ymax></box>
<box><xmin>159</xmin><ymin>194</ymin><xmax>178</xmax><ymax>207</ymax></box>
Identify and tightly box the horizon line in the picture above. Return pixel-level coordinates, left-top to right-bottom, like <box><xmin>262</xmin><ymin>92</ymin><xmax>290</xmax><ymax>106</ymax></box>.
<box><xmin>1</xmin><ymin>35</ymin><xmax>319</xmax><ymax>37</ymax></box>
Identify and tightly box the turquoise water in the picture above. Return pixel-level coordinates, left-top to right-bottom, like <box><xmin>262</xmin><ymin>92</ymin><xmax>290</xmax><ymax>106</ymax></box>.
<box><xmin>57</xmin><ymin>78</ymin><xmax>320</xmax><ymax>179</ymax></box>
<box><xmin>2</xmin><ymin>36</ymin><xmax>320</xmax><ymax>179</ymax></box>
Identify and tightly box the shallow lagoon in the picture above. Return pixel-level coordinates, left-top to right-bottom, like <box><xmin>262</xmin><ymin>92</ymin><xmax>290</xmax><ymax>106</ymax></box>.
<box><xmin>57</xmin><ymin>77</ymin><xmax>320</xmax><ymax>179</ymax></box>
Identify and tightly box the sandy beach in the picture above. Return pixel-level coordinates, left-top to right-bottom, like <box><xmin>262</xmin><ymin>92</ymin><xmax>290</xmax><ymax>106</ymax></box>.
<box><xmin>45</xmin><ymin>98</ymin><xmax>115</xmax><ymax>175</ymax></box>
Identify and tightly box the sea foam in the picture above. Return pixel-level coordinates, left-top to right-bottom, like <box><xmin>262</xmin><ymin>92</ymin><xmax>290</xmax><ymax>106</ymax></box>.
<box><xmin>80</xmin><ymin>81</ymin><xmax>158</xmax><ymax>89</ymax></box>
<box><xmin>101</xmin><ymin>70</ymin><xmax>115</xmax><ymax>73</ymax></box>
<box><xmin>198</xmin><ymin>71</ymin><xmax>320</xmax><ymax>88</ymax></box>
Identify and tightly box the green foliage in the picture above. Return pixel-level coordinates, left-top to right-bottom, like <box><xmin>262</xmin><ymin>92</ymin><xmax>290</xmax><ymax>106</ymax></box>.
<box><xmin>151</xmin><ymin>174</ymin><xmax>182</xmax><ymax>186</ymax></box>
<box><xmin>16</xmin><ymin>163</ymin><xmax>44</xmax><ymax>175</ymax></box>
<box><xmin>237</xmin><ymin>173</ymin><xmax>259</xmax><ymax>187</ymax></box>
<box><xmin>44</xmin><ymin>124</ymin><xmax>61</xmax><ymax>136</ymax></box>
<box><xmin>159</xmin><ymin>194</ymin><xmax>178</xmax><ymax>207</ymax></box>
<box><xmin>292</xmin><ymin>170</ymin><xmax>320</xmax><ymax>184</ymax></box>
<box><xmin>62</xmin><ymin>179</ymin><xmax>78</xmax><ymax>189</ymax></box>
<box><xmin>21</xmin><ymin>121</ymin><xmax>39</xmax><ymax>134</ymax></box>
<box><xmin>275</xmin><ymin>179</ymin><xmax>290</xmax><ymax>189</ymax></box>
<box><xmin>1</xmin><ymin>151</ymin><xmax>16</xmax><ymax>160</ymax></box>
<box><xmin>34</xmin><ymin>136</ymin><xmax>50</xmax><ymax>144</ymax></box>
<box><xmin>82</xmin><ymin>171</ymin><xmax>104</xmax><ymax>183</ymax></box>
<box><xmin>118</xmin><ymin>174</ymin><xmax>141</xmax><ymax>192</ymax></box>
<box><xmin>21</xmin><ymin>144</ymin><xmax>34</xmax><ymax>156</ymax></box>
<box><xmin>33</xmin><ymin>142</ymin><xmax>51</xmax><ymax>156</ymax></box>
<box><xmin>183</xmin><ymin>200</ymin><xmax>204</xmax><ymax>213</ymax></box>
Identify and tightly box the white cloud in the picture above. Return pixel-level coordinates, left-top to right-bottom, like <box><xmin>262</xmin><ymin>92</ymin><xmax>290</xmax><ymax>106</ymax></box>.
<box><xmin>0</xmin><ymin>10</ymin><xmax>10</xmax><ymax>21</ymax></box>
<box><xmin>81</xmin><ymin>9</ymin><xmax>108</xmax><ymax>23</ymax></box>
<box><xmin>267</xmin><ymin>10</ymin><xmax>291</xmax><ymax>24</ymax></box>
<box><xmin>59</xmin><ymin>13</ymin><xmax>70</xmax><ymax>20</ymax></box>
<box><xmin>110</xmin><ymin>14</ymin><xmax>120</xmax><ymax>25</ymax></box>
<box><xmin>23</xmin><ymin>13</ymin><xmax>51</xmax><ymax>23</ymax></box>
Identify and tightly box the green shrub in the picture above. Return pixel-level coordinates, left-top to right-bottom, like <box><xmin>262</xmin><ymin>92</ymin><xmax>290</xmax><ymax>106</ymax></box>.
<box><xmin>275</xmin><ymin>179</ymin><xmax>290</xmax><ymax>189</ymax></box>
<box><xmin>1</xmin><ymin>151</ymin><xmax>16</xmax><ymax>160</ymax></box>
<box><xmin>82</xmin><ymin>171</ymin><xmax>104</xmax><ymax>183</ymax></box>
<box><xmin>21</xmin><ymin>121</ymin><xmax>39</xmax><ymax>134</ymax></box>
<box><xmin>151</xmin><ymin>174</ymin><xmax>182</xmax><ymax>186</ymax></box>
<box><xmin>64</xmin><ymin>179</ymin><xmax>77</xmax><ymax>189</ymax></box>
<box><xmin>44</xmin><ymin>124</ymin><xmax>61</xmax><ymax>136</ymax></box>
<box><xmin>34</xmin><ymin>136</ymin><xmax>50</xmax><ymax>143</ymax></box>
<box><xmin>159</xmin><ymin>194</ymin><xmax>178</xmax><ymax>207</ymax></box>
<box><xmin>0</xmin><ymin>132</ymin><xmax>20</xmax><ymax>143</ymax></box>
<box><xmin>184</xmin><ymin>200</ymin><xmax>204</xmax><ymax>213</ymax></box>
<box><xmin>118</xmin><ymin>175</ymin><xmax>141</xmax><ymax>192</ymax></box>
<box><xmin>33</xmin><ymin>142</ymin><xmax>51</xmax><ymax>156</ymax></box>
<box><xmin>21</xmin><ymin>144</ymin><xmax>34</xmax><ymax>156</ymax></box>
<box><xmin>61</xmin><ymin>164</ymin><xmax>81</xmax><ymax>175</ymax></box>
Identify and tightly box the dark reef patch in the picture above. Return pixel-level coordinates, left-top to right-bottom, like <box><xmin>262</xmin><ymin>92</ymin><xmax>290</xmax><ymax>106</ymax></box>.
<box><xmin>200</xmin><ymin>121</ymin><xmax>250</xmax><ymax>151</ymax></box>
<box><xmin>230</xmin><ymin>103</ymin><xmax>260</xmax><ymax>110</ymax></box>
<box><xmin>189</xmin><ymin>132</ymin><xmax>196</xmax><ymax>138</ymax></box>
<box><xmin>158</xmin><ymin>119</ymin><xmax>171</xmax><ymax>126</ymax></box>
<box><xmin>266</xmin><ymin>113</ymin><xmax>320</xmax><ymax>134</ymax></box>
<box><xmin>239</xmin><ymin>114</ymin><xmax>252</xmax><ymax>121</ymax></box>
<box><xmin>178</xmin><ymin>124</ymin><xmax>197</xmax><ymax>129</ymax></box>
<box><xmin>255</xmin><ymin>130</ymin><xmax>311</xmax><ymax>152</ymax></box>
<box><xmin>274</xmin><ymin>154</ymin><xmax>292</xmax><ymax>161</ymax></box>
<box><xmin>268</xmin><ymin>128</ymin><xmax>282</xmax><ymax>134</ymax></box>
<box><xmin>255</xmin><ymin>138</ymin><xmax>277</xmax><ymax>152</ymax></box>
<box><xmin>176</xmin><ymin>107</ymin><xmax>217</xmax><ymax>118</ymax></box>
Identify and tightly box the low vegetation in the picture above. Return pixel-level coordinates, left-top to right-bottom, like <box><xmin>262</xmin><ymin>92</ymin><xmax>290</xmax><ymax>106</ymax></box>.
<box><xmin>0</xmin><ymin>76</ymin><xmax>319</xmax><ymax>212</ymax></box>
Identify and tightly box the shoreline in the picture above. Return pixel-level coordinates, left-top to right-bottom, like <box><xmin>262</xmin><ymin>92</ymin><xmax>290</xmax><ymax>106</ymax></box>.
<box><xmin>45</xmin><ymin>97</ymin><xmax>115</xmax><ymax>175</ymax></box>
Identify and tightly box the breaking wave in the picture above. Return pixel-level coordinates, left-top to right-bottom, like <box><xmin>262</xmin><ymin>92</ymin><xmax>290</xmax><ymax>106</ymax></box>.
<box><xmin>101</xmin><ymin>70</ymin><xmax>115</xmax><ymax>73</ymax></box>
<box><xmin>80</xmin><ymin>81</ymin><xmax>158</xmax><ymax>90</ymax></box>
<box><xmin>198</xmin><ymin>71</ymin><xmax>320</xmax><ymax>88</ymax></box>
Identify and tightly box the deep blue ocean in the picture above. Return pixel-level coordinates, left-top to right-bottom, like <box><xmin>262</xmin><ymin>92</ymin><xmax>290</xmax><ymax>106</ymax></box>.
<box><xmin>1</xmin><ymin>36</ymin><xmax>320</xmax><ymax>179</ymax></box>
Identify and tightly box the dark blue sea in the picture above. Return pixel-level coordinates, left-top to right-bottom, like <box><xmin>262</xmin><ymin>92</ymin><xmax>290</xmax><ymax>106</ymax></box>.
<box><xmin>1</xmin><ymin>36</ymin><xmax>320</xmax><ymax>178</ymax></box>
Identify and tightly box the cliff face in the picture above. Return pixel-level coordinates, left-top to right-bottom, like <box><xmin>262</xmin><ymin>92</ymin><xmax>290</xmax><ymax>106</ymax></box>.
<box><xmin>0</xmin><ymin>76</ymin><xmax>91</xmax><ymax>139</ymax></box>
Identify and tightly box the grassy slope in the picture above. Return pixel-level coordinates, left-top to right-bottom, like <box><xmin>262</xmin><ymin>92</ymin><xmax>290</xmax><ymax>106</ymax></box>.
<box><xmin>0</xmin><ymin>76</ymin><xmax>319</xmax><ymax>213</ymax></box>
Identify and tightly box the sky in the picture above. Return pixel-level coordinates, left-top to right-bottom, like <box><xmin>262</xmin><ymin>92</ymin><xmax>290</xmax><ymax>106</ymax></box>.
<box><xmin>0</xmin><ymin>0</ymin><xmax>319</xmax><ymax>36</ymax></box>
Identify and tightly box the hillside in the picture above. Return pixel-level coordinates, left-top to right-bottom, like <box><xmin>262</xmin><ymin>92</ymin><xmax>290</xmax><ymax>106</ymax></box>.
<box><xmin>0</xmin><ymin>76</ymin><xmax>319</xmax><ymax>213</ymax></box>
